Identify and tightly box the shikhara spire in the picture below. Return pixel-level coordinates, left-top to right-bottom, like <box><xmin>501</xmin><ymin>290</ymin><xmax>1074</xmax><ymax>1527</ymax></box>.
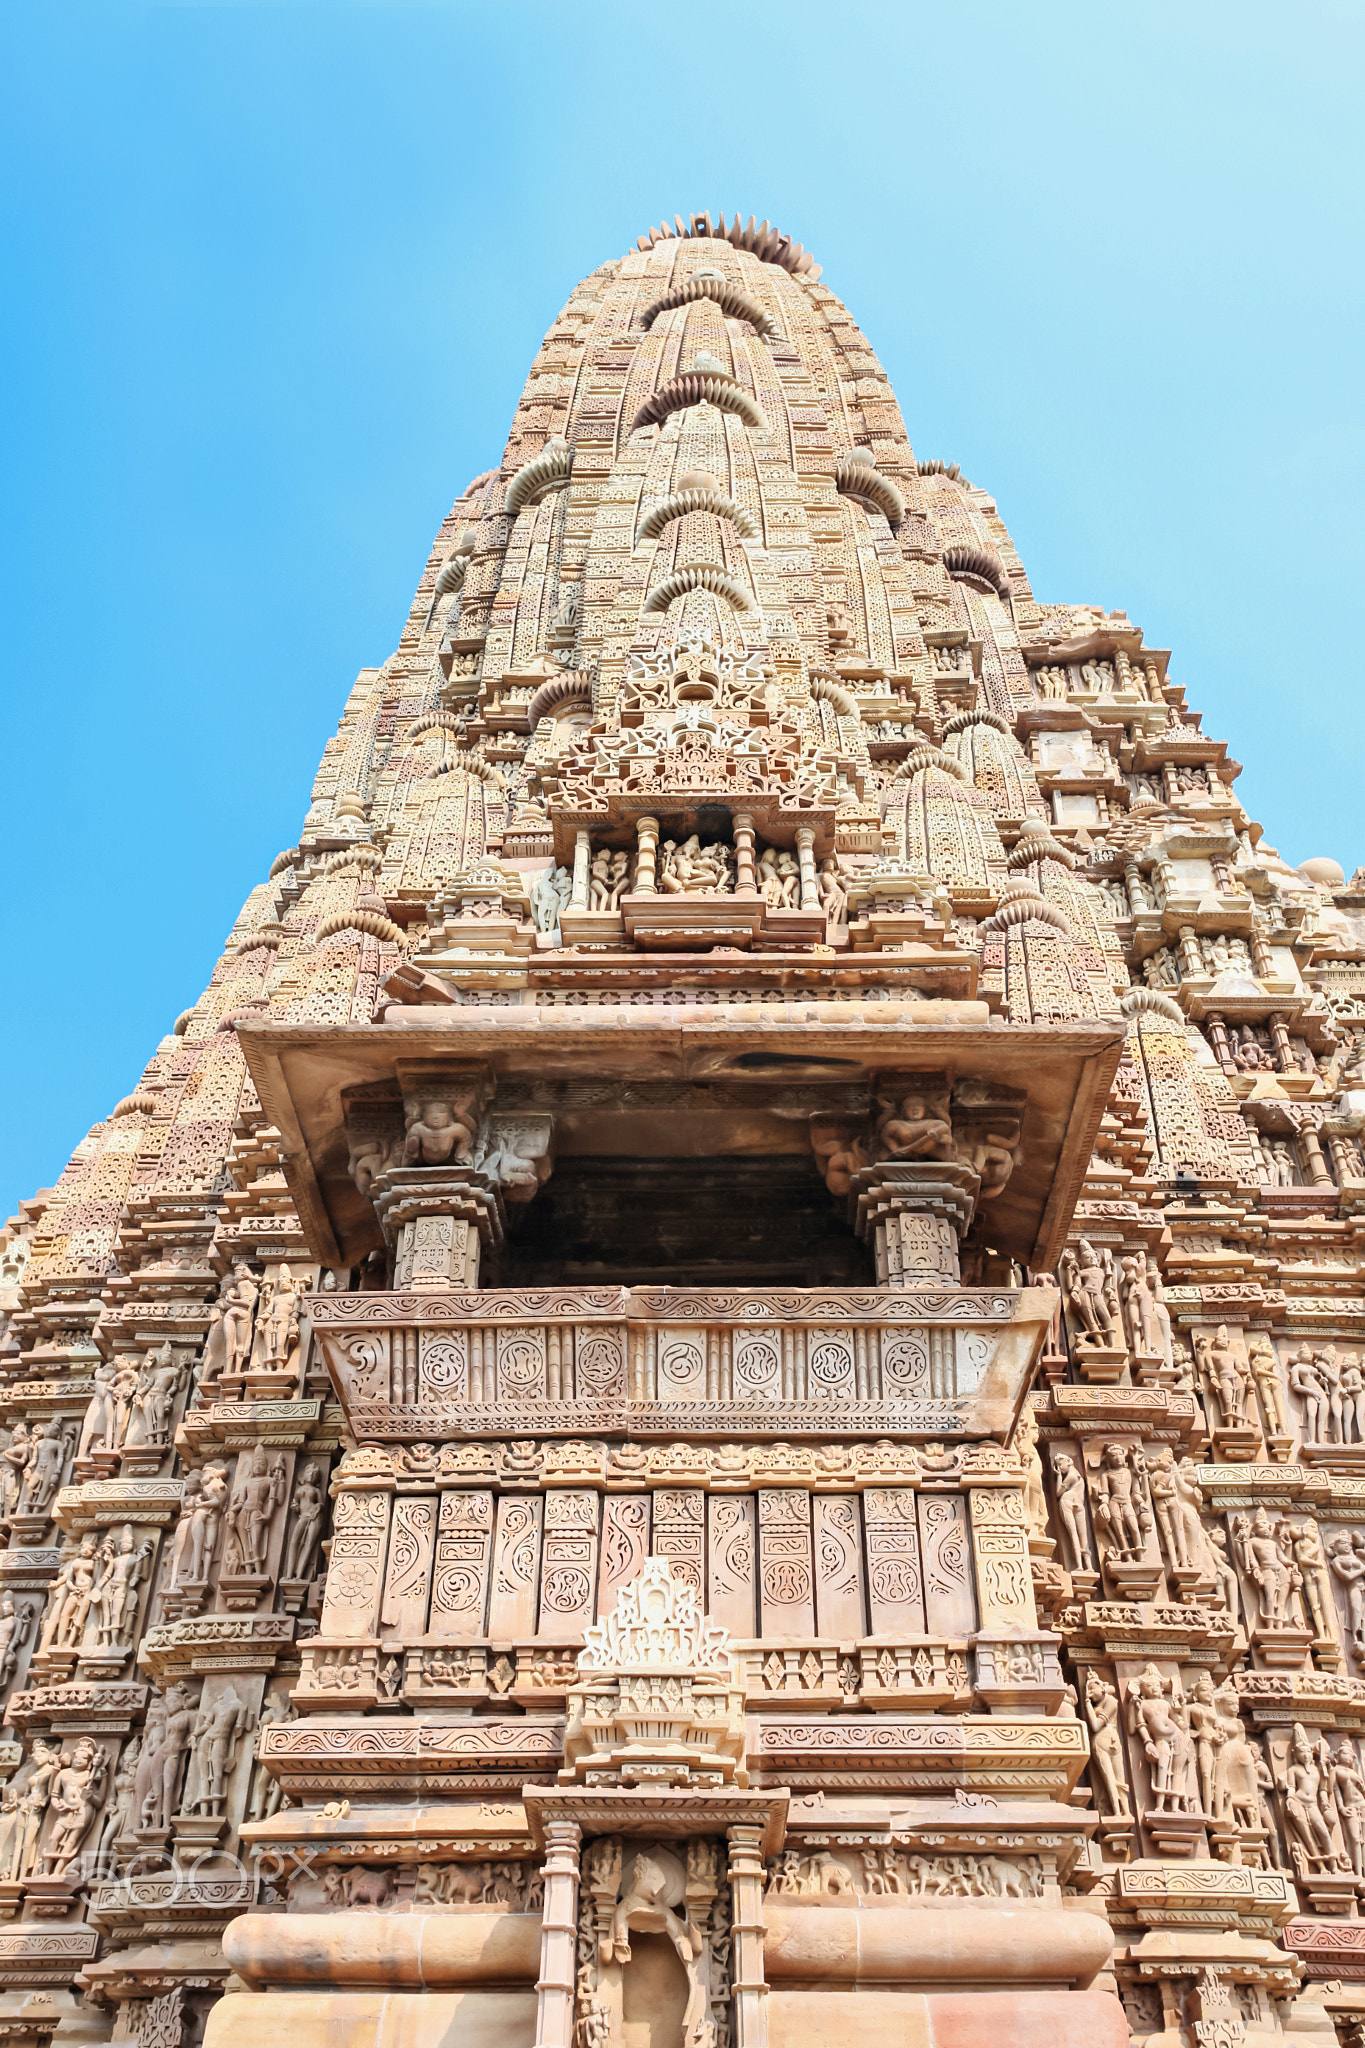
<box><xmin>2</xmin><ymin>218</ymin><xmax>1364</xmax><ymax>2048</ymax></box>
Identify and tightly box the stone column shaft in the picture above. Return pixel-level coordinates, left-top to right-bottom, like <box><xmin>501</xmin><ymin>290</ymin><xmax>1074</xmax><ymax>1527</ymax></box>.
<box><xmin>635</xmin><ymin>815</ymin><xmax>660</xmax><ymax>893</ymax></box>
<box><xmin>533</xmin><ymin>1818</ymin><xmax>582</xmax><ymax>2048</ymax></box>
<box><xmin>571</xmin><ymin>830</ymin><xmax>591</xmax><ymax>911</ymax></box>
<box><xmin>1206</xmin><ymin>1011</ymin><xmax>1237</xmax><ymax>1076</ymax></box>
<box><xmin>733</xmin><ymin>811</ymin><xmax>757</xmax><ymax>895</ymax></box>
<box><xmin>1297</xmin><ymin>1122</ymin><xmax>1334</xmax><ymax>1187</ymax></box>
<box><xmin>795</xmin><ymin>827</ymin><xmax>817</xmax><ymax>910</ymax></box>
<box><xmin>727</xmin><ymin>1822</ymin><xmax>769</xmax><ymax>2048</ymax></box>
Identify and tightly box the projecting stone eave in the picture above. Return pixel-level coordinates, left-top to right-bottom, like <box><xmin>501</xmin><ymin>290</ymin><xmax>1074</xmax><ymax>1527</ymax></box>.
<box><xmin>235</xmin><ymin>1006</ymin><xmax>1125</xmax><ymax>1275</ymax></box>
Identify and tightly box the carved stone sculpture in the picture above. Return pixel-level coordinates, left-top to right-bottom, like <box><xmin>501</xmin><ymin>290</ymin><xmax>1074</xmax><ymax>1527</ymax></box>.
<box><xmin>1084</xmin><ymin>1672</ymin><xmax>1132</xmax><ymax>1818</ymax></box>
<box><xmin>1092</xmin><ymin>1442</ymin><xmax>1151</xmax><ymax>1560</ymax></box>
<box><xmin>38</xmin><ymin>1536</ymin><xmax>98</xmax><ymax>1653</ymax></box>
<box><xmin>1234</xmin><ymin>1507</ymin><xmax>1296</xmax><ymax>1628</ymax></box>
<box><xmin>39</xmin><ymin>1739</ymin><xmax>106</xmax><ymax>1878</ymax></box>
<box><xmin>141</xmin><ymin>1684</ymin><xmax>195</xmax><ymax>1832</ymax></box>
<box><xmin>222</xmin><ymin>1447</ymin><xmax>287</xmax><ymax>1577</ymax></box>
<box><xmin>1279</xmin><ymin>1723</ymin><xmax>1349</xmax><ymax>1877</ymax></box>
<box><xmin>1061</xmin><ymin>1240</ymin><xmax>1118</xmax><ymax>1344</ymax></box>
<box><xmin>183</xmin><ymin>1689</ymin><xmax>252</xmax><ymax>1818</ymax></box>
<box><xmin>283</xmin><ymin>1461</ymin><xmax>325</xmax><ymax>1581</ymax></box>
<box><xmin>1051</xmin><ymin>1452</ymin><xmax>1093</xmax><ymax>1571</ymax></box>
<box><xmin>87</xmin><ymin>1524</ymin><xmax>152</xmax><ymax>1651</ymax></box>
<box><xmin>1128</xmin><ymin>1664</ymin><xmax>1197</xmax><ymax>1816</ymax></box>
<box><xmin>0</xmin><ymin>1598</ymin><xmax>33</xmax><ymax>1688</ymax></box>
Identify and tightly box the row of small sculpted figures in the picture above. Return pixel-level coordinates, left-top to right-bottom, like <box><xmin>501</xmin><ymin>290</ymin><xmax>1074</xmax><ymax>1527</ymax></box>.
<box><xmin>0</xmin><ymin>1447</ymin><xmax>327</xmax><ymax>1703</ymax></box>
<box><xmin>560</xmin><ymin>841</ymin><xmax>848</xmax><ymax>911</ymax></box>
<box><xmin>1040</xmin><ymin>1434</ymin><xmax>1365</xmax><ymax>1649</ymax></box>
<box><xmin>296</xmin><ymin>1638</ymin><xmax>978</xmax><ymax>1705</ymax></box>
<box><xmin>287</xmin><ymin>1857</ymin><xmax>545</xmax><ymax>1913</ymax></box>
<box><xmin>765</xmin><ymin>1846</ymin><xmax>1045</xmax><ymax>1899</ymax></box>
<box><xmin>331</xmin><ymin>1437</ymin><xmax>1024</xmax><ymax>1486</ymax></box>
<box><xmin>0</xmin><ymin>1677</ymin><xmax>294</xmax><ymax>1886</ymax></box>
<box><xmin>282</xmin><ymin>1848</ymin><xmax>1046</xmax><ymax>1914</ymax></box>
<box><xmin>1082</xmin><ymin>1662</ymin><xmax>1365</xmax><ymax>1886</ymax></box>
<box><xmin>1058</xmin><ymin>1260</ymin><xmax>1365</xmax><ymax>1451</ymax></box>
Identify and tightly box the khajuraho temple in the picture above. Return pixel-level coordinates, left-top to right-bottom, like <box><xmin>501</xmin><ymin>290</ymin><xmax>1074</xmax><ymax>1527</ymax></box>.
<box><xmin>7</xmin><ymin>208</ymin><xmax>1365</xmax><ymax>2048</ymax></box>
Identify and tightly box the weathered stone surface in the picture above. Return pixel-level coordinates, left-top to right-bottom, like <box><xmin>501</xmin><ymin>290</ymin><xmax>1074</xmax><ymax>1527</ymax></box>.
<box><xmin>1</xmin><ymin>212</ymin><xmax>1356</xmax><ymax>2048</ymax></box>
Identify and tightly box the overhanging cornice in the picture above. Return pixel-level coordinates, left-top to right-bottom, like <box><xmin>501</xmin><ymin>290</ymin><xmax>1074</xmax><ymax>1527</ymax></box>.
<box><xmin>237</xmin><ymin>1002</ymin><xmax>1124</xmax><ymax>1273</ymax></box>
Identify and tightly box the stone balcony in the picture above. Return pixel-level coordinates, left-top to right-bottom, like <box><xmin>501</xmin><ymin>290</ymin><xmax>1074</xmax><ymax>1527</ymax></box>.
<box><xmin>304</xmin><ymin>1282</ymin><xmax>1054</xmax><ymax>1441</ymax></box>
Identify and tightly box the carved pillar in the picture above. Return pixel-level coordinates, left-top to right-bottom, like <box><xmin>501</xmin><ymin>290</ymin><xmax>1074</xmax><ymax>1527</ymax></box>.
<box><xmin>733</xmin><ymin>812</ymin><xmax>757</xmax><ymax>896</ymax></box>
<box><xmin>318</xmin><ymin>1483</ymin><xmax>393</xmax><ymax>1638</ymax></box>
<box><xmin>881</xmin><ymin>1206</ymin><xmax>958</xmax><ymax>1284</ymax></box>
<box><xmin>1296</xmin><ymin>1118</ymin><xmax>1334</xmax><ymax>1188</ymax></box>
<box><xmin>727</xmin><ymin>1821</ymin><xmax>769</xmax><ymax>2048</ymax></box>
<box><xmin>1123</xmin><ymin>863</ymin><xmax>1145</xmax><ymax>915</ymax></box>
<box><xmin>399</xmin><ymin>1211</ymin><xmax>478</xmax><ymax>1289</ymax></box>
<box><xmin>373</xmin><ymin>1170</ymin><xmax>504</xmax><ymax>1293</ymax></box>
<box><xmin>794</xmin><ymin>827</ymin><xmax>818</xmax><ymax>910</ymax></box>
<box><xmin>1268</xmin><ymin>1012</ymin><xmax>1294</xmax><ymax>1069</ymax></box>
<box><xmin>1176</xmin><ymin>924</ymin><xmax>1203</xmax><ymax>978</ymax></box>
<box><xmin>635</xmin><ymin>815</ymin><xmax>660</xmax><ymax>893</ymax></box>
<box><xmin>1249</xmin><ymin>923</ymin><xmax>1275</xmax><ymax>978</ymax></box>
<box><xmin>1114</xmin><ymin>648</ymin><xmax>1133</xmax><ymax>693</ymax></box>
<box><xmin>1206</xmin><ymin>1011</ymin><xmax>1237</xmax><ymax>1076</ymax></box>
<box><xmin>533</xmin><ymin>1817</ymin><xmax>582</xmax><ymax>2048</ymax></box>
<box><xmin>848</xmin><ymin>1160</ymin><xmax>978</xmax><ymax>1286</ymax></box>
<box><xmin>571</xmin><ymin>830</ymin><xmax>591</xmax><ymax>911</ymax></box>
<box><xmin>966</xmin><ymin>1465</ymin><xmax>1065</xmax><ymax>1711</ymax></box>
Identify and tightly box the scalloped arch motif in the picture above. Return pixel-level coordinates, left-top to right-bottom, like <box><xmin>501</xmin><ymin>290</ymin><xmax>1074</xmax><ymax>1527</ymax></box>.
<box><xmin>633</xmin><ymin>210</ymin><xmax>821</xmax><ymax>279</ymax></box>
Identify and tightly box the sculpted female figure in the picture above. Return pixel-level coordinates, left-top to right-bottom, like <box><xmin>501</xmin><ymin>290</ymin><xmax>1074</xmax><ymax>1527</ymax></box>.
<box><xmin>1050</xmin><ymin>1452</ymin><xmax>1092</xmax><ymax>1572</ymax></box>
<box><xmin>283</xmin><ymin>1462</ymin><xmax>324</xmax><ymax>1582</ymax></box>
<box><xmin>1084</xmin><ymin>1672</ymin><xmax>1132</xmax><ymax>1818</ymax></box>
<box><xmin>77</xmin><ymin>1363</ymin><xmax>118</xmax><ymax>1459</ymax></box>
<box><xmin>219</xmin><ymin>1265</ymin><xmax>260</xmax><ymax>1382</ymax></box>
<box><xmin>0</xmin><ymin>1425</ymin><xmax>29</xmax><ymax>1519</ymax></box>
<box><xmin>1127</xmin><ymin>1664</ymin><xmax>1194</xmax><ymax>1815</ymax></box>
<box><xmin>39</xmin><ymin>1535</ymin><xmax>99</xmax><ymax>1652</ymax></box>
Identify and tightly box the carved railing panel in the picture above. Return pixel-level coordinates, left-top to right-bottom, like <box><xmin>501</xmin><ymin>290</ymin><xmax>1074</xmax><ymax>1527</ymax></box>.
<box><xmin>307</xmin><ymin>1285</ymin><xmax>1050</xmax><ymax>1439</ymax></box>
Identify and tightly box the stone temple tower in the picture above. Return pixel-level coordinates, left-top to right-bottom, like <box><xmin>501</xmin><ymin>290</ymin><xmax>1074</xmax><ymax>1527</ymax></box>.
<box><xmin>6</xmin><ymin>211</ymin><xmax>1365</xmax><ymax>2048</ymax></box>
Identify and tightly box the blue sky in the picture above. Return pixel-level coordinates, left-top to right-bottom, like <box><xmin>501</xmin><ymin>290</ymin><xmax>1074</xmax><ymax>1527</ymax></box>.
<box><xmin>2</xmin><ymin>0</ymin><xmax>1362</xmax><ymax>1222</ymax></box>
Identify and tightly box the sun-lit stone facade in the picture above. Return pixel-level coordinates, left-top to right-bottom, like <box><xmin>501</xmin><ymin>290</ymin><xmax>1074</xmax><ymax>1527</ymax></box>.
<box><xmin>5</xmin><ymin>209</ymin><xmax>1365</xmax><ymax>2048</ymax></box>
